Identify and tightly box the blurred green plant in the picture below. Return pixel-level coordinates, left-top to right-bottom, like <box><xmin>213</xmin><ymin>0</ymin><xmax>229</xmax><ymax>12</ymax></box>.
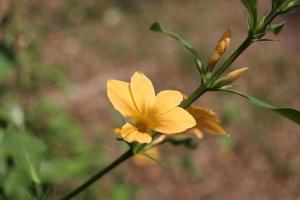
<box><xmin>0</xmin><ymin>1</ymin><xmax>106</xmax><ymax>200</ymax></box>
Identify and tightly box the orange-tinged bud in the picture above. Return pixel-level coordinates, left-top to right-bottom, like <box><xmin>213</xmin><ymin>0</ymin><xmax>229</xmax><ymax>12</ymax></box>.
<box><xmin>208</xmin><ymin>27</ymin><xmax>233</xmax><ymax>71</ymax></box>
<box><xmin>218</xmin><ymin>67</ymin><xmax>249</xmax><ymax>85</ymax></box>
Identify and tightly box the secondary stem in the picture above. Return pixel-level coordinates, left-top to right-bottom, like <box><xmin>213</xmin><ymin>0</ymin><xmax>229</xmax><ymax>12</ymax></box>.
<box><xmin>60</xmin><ymin>149</ymin><xmax>134</xmax><ymax>200</ymax></box>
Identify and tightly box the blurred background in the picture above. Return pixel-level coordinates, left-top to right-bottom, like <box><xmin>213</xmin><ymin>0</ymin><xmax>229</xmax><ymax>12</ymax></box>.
<box><xmin>0</xmin><ymin>0</ymin><xmax>299</xmax><ymax>199</ymax></box>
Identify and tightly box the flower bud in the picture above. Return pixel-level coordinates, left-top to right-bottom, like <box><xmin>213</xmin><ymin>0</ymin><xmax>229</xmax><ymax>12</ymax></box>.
<box><xmin>207</xmin><ymin>27</ymin><xmax>233</xmax><ymax>71</ymax></box>
<box><xmin>217</xmin><ymin>67</ymin><xmax>249</xmax><ymax>86</ymax></box>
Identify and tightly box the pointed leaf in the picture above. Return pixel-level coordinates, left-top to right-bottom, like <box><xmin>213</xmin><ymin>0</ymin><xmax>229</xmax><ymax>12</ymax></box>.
<box><xmin>240</xmin><ymin>0</ymin><xmax>258</xmax><ymax>13</ymax></box>
<box><xmin>24</xmin><ymin>152</ymin><xmax>41</xmax><ymax>183</ymax></box>
<box><xmin>150</xmin><ymin>22</ymin><xmax>194</xmax><ymax>49</ymax></box>
<box><xmin>269</xmin><ymin>22</ymin><xmax>286</xmax><ymax>35</ymax></box>
<box><xmin>150</xmin><ymin>22</ymin><xmax>164</xmax><ymax>32</ymax></box>
<box><xmin>240</xmin><ymin>0</ymin><xmax>258</xmax><ymax>31</ymax></box>
<box><xmin>280</xmin><ymin>0</ymin><xmax>300</xmax><ymax>13</ymax></box>
<box><xmin>2</xmin><ymin>127</ymin><xmax>47</xmax><ymax>183</ymax></box>
<box><xmin>220</xmin><ymin>89</ymin><xmax>300</xmax><ymax>125</ymax></box>
<box><xmin>150</xmin><ymin>22</ymin><xmax>203</xmax><ymax>73</ymax></box>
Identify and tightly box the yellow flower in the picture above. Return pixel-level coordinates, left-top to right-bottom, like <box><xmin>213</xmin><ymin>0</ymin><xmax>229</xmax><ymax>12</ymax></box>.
<box><xmin>107</xmin><ymin>72</ymin><xmax>196</xmax><ymax>144</ymax></box>
<box><xmin>188</xmin><ymin>105</ymin><xmax>226</xmax><ymax>138</ymax></box>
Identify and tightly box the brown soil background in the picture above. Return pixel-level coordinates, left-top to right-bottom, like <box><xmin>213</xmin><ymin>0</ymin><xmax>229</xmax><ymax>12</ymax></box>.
<box><xmin>7</xmin><ymin>0</ymin><xmax>300</xmax><ymax>199</ymax></box>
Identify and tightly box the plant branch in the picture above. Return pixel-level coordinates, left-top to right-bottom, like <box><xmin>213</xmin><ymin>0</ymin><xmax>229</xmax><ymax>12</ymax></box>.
<box><xmin>180</xmin><ymin>83</ymin><xmax>208</xmax><ymax>109</ymax></box>
<box><xmin>60</xmin><ymin>149</ymin><xmax>134</xmax><ymax>200</ymax></box>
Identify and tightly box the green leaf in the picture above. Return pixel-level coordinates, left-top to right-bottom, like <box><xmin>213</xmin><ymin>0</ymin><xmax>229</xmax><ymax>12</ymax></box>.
<box><xmin>240</xmin><ymin>0</ymin><xmax>258</xmax><ymax>31</ymax></box>
<box><xmin>241</xmin><ymin>0</ymin><xmax>258</xmax><ymax>14</ymax></box>
<box><xmin>2</xmin><ymin>127</ymin><xmax>47</xmax><ymax>183</ymax></box>
<box><xmin>150</xmin><ymin>22</ymin><xmax>164</xmax><ymax>32</ymax></box>
<box><xmin>150</xmin><ymin>22</ymin><xmax>193</xmax><ymax>49</ymax></box>
<box><xmin>272</xmin><ymin>0</ymin><xmax>278</xmax><ymax>8</ymax></box>
<box><xmin>257</xmin><ymin>15</ymin><xmax>267</xmax><ymax>31</ymax></box>
<box><xmin>3</xmin><ymin>168</ymin><xmax>31</xmax><ymax>199</ymax></box>
<box><xmin>220</xmin><ymin>89</ymin><xmax>300</xmax><ymax>125</ymax></box>
<box><xmin>272</xmin><ymin>0</ymin><xmax>287</xmax><ymax>9</ymax></box>
<box><xmin>24</xmin><ymin>152</ymin><xmax>41</xmax><ymax>183</ymax></box>
<box><xmin>280</xmin><ymin>0</ymin><xmax>300</xmax><ymax>13</ymax></box>
<box><xmin>269</xmin><ymin>22</ymin><xmax>286</xmax><ymax>35</ymax></box>
<box><xmin>150</xmin><ymin>22</ymin><xmax>203</xmax><ymax>73</ymax></box>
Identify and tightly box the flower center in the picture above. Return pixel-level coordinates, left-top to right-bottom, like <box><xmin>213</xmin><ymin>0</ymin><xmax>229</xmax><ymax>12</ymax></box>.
<box><xmin>135</xmin><ymin>120</ymin><xmax>149</xmax><ymax>132</ymax></box>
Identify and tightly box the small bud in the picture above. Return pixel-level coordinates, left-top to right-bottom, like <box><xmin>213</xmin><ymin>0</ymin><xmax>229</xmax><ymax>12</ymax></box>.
<box><xmin>207</xmin><ymin>27</ymin><xmax>233</xmax><ymax>71</ymax></box>
<box><xmin>217</xmin><ymin>67</ymin><xmax>249</xmax><ymax>86</ymax></box>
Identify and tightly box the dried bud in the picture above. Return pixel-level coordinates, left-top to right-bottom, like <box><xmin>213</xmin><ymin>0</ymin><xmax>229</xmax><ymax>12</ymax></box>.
<box><xmin>217</xmin><ymin>67</ymin><xmax>249</xmax><ymax>86</ymax></box>
<box><xmin>207</xmin><ymin>27</ymin><xmax>233</xmax><ymax>71</ymax></box>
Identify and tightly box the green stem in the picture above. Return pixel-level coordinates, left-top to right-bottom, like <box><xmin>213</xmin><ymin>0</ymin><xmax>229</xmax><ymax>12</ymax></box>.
<box><xmin>60</xmin><ymin>149</ymin><xmax>134</xmax><ymax>200</ymax></box>
<box><xmin>180</xmin><ymin>83</ymin><xmax>208</xmax><ymax>109</ymax></box>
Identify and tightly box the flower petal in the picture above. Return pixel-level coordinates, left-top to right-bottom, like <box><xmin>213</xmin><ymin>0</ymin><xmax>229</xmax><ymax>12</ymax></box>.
<box><xmin>152</xmin><ymin>107</ymin><xmax>196</xmax><ymax>134</ymax></box>
<box><xmin>130</xmin><ymin>72</ymin><xmax>156</xmax><ymax>114</ymax></box>
<box><xmin>188</xmin><ymin>105</ymin><xmax>225</xmax><ymax>135</ymax></box>
<box><xmin>107</xmin><ymin>80</ymin><xmax>138</xmax><ymax>117</ymax></box>
<box><xmin>152</xmin><ymin>90</ymin><xmax>183</xmax><ymax>115</ymax></box>
<box><xmin>117</xmin><ymin>123</ymin><xmax>152</xmax><ymax>144</ymax></box>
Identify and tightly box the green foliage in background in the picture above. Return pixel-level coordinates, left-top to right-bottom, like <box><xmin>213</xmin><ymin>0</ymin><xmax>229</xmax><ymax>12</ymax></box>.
<box><xmin>0</xmin><ymin>2</ymin><xmax>107</xmax><ymax>200</ymax></box>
